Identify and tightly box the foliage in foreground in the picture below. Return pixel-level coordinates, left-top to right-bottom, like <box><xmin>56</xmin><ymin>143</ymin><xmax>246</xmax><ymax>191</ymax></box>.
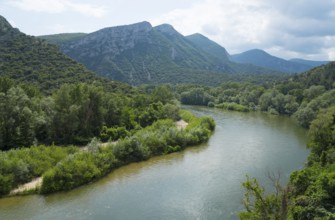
<box><xmin>239</xmin><ymin>107</ymin><xmax>335</xmax><ymax>219</ymax></box>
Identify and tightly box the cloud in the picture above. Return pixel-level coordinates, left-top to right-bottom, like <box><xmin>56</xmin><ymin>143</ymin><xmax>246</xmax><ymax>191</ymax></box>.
<box><xmin>8</xmin><ymin>0</ymin><xmax>107</xmax><ymax>17</ymax></box>
<box><xmin>152</xmin><ymin>0</ymin><xmax>335</xmax><ymax>60</ymax></box>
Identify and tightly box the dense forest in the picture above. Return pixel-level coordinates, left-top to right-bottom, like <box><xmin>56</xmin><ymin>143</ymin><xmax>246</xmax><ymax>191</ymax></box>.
<box><xmin>177</xmin><ymin>62</ymin><xmax>335</xmax><ymax>128</ymax></box>
<box><xmin>0</xmin><ymin>77</ymin><xmax>215</xmax><ymax>195</ymax></box>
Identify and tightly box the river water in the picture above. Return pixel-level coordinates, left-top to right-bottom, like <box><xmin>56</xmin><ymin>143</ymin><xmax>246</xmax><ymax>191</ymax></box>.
<box><xmin>0</xmin><ymin>106</ymin><xmax>309</xmax><ymax>220</ymax></box>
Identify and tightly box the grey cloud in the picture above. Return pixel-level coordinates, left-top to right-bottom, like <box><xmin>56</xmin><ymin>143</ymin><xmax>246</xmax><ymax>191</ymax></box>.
<box><xmin>243</xmin><ymin>0</ymin><xmax>335</xmax><ymax>59</ymax></box>
<box><xmin>264</xmin><ymin>0</ymin><xmax>335</xmax><ymax>19</ymax></box>
<box><xmin>201</xmin><ymin>24</ymin><xmax>220</xmax><ymax>36</ymax></box>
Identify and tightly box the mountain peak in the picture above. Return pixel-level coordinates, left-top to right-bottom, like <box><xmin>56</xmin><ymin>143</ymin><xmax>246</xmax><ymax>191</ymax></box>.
<box><xmin>231</xmin><ymin>49</ymin><xmax>314</xmax><ymax>73</ymax></box>
<box><xmin>0</xmin><ymin>15</ymin><xmax>14</xmax><ymax>36</ymax></box>
<box><xmin>186</xmin><ymin>33</ymin><xmax>230</xmax><ymax>62</ymax></box>
<box><xmin>187</xmin><ymin>33</ymin><xmax>209</xmax><ymax>40</ymax></box>
<box><xmin>246</xmin><ymin>49</ymin><xmax>270</xmax><ymax>55</ymax></box>
<box><xmin>98</xmin><ymin>21</ymin><xmax>152</xmax><ymax>34</ymax></box>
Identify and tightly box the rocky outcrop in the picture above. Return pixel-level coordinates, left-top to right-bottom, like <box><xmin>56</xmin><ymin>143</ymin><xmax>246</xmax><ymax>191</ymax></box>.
<box><xmin>63</xmin><ymin>21</ymin><xmax>153</xmax><ymax>58</ymax></box>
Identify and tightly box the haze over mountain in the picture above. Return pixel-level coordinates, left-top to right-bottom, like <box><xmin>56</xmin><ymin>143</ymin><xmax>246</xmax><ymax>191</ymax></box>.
<box><xmin>289</xmin><ymin>58</ymin><xmax>329</xmax><ymax>68</ymax></box>
<box><xmin>231</xmin><ymin>49</ymin><xmax>327</xmax><ymax>73</ymax></box>
<box><xmin>40</xmin><ymin>21</ymin><xmax>283</xmax><ymax>85</ymax></box>
<box><xmin>231</xmin><ymin>49</ymin><xmax>329</xmax><ymax>73</ymax></box>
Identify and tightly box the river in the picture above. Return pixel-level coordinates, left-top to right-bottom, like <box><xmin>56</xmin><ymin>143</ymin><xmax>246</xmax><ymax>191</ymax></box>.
<box><xmin>0</xmin><ymin>106</ymin><xmax>309</xmax><ymax>220</ymax></box>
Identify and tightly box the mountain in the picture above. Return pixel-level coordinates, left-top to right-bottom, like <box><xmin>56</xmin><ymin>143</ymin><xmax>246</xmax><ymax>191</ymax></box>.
<box><xmin>0</xmin><ymin>15</ymin><xmax>130</xmax><ymax>94</ymax></box>
<box><xmin>289</xmin><ymin>58</ymin><xmax>329</xmax><ymax>68</ymax></box>
<box><xmin>185</xmin><ymin>34</ymin><xmax>281</xmax><ymax>75</ymax></box>
<box><xmin>186</xmin><ymin>33</ymin><xmax>230</xmax><ymax>62</ymax></box>
<box><xmin>58</xmin><ymin>22</ymin><xmax>229</xmax><ymax>84</ymax></box>
<box><xmin>47</xmin><ymin>22</ymin><xmax>281</xmax><ymax>85</ymax></box>
<box><xmin>231</xmin><ymin>49</ymin><xmax>326</xmax><ymax>73</ymax></box>
<box><xmin>37</xmin><ymin>33</ymin><xmax>87</xmax><ymax>45</ymax></box>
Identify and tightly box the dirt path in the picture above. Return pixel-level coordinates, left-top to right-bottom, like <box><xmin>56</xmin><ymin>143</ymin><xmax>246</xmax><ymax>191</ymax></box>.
<box><xmin>10</xmin><ymin>177</ymin><xmax>42</xmax><ymax>195</ymax></box>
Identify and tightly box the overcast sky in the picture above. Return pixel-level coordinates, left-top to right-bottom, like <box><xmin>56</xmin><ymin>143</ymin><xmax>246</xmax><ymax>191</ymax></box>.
<box><xmin>1</xmin><ymin>0</ymin><xmax>334</xmax><ymax>60</ymax></box>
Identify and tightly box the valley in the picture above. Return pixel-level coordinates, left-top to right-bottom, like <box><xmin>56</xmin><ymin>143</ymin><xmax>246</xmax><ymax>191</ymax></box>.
<box><xmin>0</xmin><ymin>8</ymin><xmax>334</xmax><ymax>220</ymax></box>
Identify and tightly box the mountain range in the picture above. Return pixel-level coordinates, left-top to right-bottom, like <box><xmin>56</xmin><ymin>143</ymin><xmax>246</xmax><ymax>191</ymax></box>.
<box><xmin>38</xmin><ymin>21</ymin><xmax>330</xmax><ymax>85</ymax></box>
<box><xmin>0</xmin><ymin>14</ymin><xmax>330</xmax><ymax>87</ymax></box>
<box><xmin>39</xmin><ymin>22</ymin><xmax>289</xmax><ymax>85</ymax></box>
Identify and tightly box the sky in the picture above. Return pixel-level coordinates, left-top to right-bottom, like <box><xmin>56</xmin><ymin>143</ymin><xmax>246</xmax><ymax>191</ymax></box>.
<box><xmin>1</xmin><ymin>0</ymin><xmax>335</xmax><ymax>61</ymax></box>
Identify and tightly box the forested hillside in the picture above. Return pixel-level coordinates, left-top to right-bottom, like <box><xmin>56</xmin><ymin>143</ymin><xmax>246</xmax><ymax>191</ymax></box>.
<box><xmin>177</xmin><ymin>62</ymin><xmax>335</xmax><ymax>128</ymax></box>
<box><xmin>0</xmin><ymin>15</ymin><xmax>131</xmax><ymax>94</ymax></box>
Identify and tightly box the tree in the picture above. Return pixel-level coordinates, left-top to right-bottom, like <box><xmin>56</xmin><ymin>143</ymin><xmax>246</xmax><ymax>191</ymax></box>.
<box><xmin>0</xmin><ymin>87</ymin><xmax>37</xmax><ymax>149</ymax></box>
<box><xmin>240</xmin><ymin>175</ymin><xmax>289</xmax><ymax>220</ymax></box>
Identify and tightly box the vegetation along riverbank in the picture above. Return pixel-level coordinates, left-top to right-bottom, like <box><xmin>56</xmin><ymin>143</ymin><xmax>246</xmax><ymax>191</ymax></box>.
<box><xmin>0</xmin><ymin>77</ymin><xmax>215</xmax><ymax>196</ymax></box>
<box><xmin>174</xmin><ymin>62</ymin><xmax>335</xmax><ymax>219</ymax></box>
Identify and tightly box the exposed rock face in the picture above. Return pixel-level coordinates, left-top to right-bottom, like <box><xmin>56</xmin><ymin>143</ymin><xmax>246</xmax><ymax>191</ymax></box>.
<box><xmin>57</xmin><ymin>21</ymin><xmax>283</xmax><ymax>84</ymax></box>
<box><xmin>63</xmin><ymin>21</ymin><xmax>153</xmax><ymax>58</ymax></box>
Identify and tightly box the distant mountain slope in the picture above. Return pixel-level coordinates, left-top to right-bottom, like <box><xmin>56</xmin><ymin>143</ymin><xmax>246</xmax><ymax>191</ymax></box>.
<box><xmin>185</xmin><ymin>34</ymin><xmax>281</xmax><ymax>75</ymax></box>
<box><xmin>55</xmin><ymin>22</ymin><xmax>282</xmax><ymax>85</ymax></box>
<box><xmin>289</xmin><ymin>58</ymin><xmax>329</xmax><ymax>68</ymax></box>
<box><xmin>0</xmin><ymin>15</ymin><xmax>130</xmax><ymax>94</ymax></box>
<box><xmin>186</xmin><ymin>33</ymin><xmax>230</xmax><ymax>62</ymax></box>
<box><xmin>58</xmin><ymin>22</ymin><xmax>228</xmax><ymax>84</ymax></box>
<box><xmin>231</xmin><ymin>49</ymin><xmax>317</xmax><ymax>73</ymax></box>
<box><xmin>37</xmin><ymin>33</ymin><xmax>87</xmax><ymax>45</ymax></box>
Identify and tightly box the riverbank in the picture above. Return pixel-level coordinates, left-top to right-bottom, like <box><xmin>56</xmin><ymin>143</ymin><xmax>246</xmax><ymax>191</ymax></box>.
<box><xmin>0</xmin><ymin>106</ymin><xmax>309</xmax><ymax>220</ymax></box>
<box><xmin>9</xmin><ymin>178</ymin><xmax>42</xmax><ymax>195</ymax></box>
<box><xmin>40</xmin><ymin>113</ymin><xmax>215</xmax><ymax>194</ymax></box>
<box><xmin>8</xmin><ymin>120</ymin><xmax>190</xmax><ymax>196</ymax></box>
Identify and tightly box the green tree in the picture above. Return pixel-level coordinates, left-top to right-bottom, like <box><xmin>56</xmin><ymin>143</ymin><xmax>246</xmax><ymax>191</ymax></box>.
<box><xmin>0</xmin><ymin>87</ymin><xmax>37</xmax><ymax>149</ymax></box>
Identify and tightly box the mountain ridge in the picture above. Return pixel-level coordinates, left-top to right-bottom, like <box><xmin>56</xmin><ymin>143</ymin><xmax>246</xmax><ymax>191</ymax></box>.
<box><xmin>231</xmin><ymin>49</ymin><xmax>329</xmax><ymax>73</ymax></box>
<box><xmin>48</xmin><ymin>21</ymin><xmax>284</xmax><ymax>85</ymax></box>
<box><xmin>186</xmin><ymin>33</ymin><xmax>230</xmax><ymax>62</ymax></box>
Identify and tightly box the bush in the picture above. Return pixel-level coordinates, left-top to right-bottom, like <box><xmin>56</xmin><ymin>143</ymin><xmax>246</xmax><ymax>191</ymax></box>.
<box><xmin>215</xmin><ymin>102</ymin><xmax>249</xmax><ymax>112</ymax></box>
<box><xmin>41</xmin><ymin>149</ymin><xmax>118</xmax><ymax>194</ymax></box>
<box><xmin>100</xmin><ymin>126</ymin><xmax>130</xmax><ymax>142</ymax></box>
<box><xmin>39</xmin><ymin>110</ymin><xmax>216</xmax><ymax>194</ymax></box>
<box><xmin>0</xmin><ymin>145</ymin><xmax>78</xmax><ymax>195</ymax></box>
